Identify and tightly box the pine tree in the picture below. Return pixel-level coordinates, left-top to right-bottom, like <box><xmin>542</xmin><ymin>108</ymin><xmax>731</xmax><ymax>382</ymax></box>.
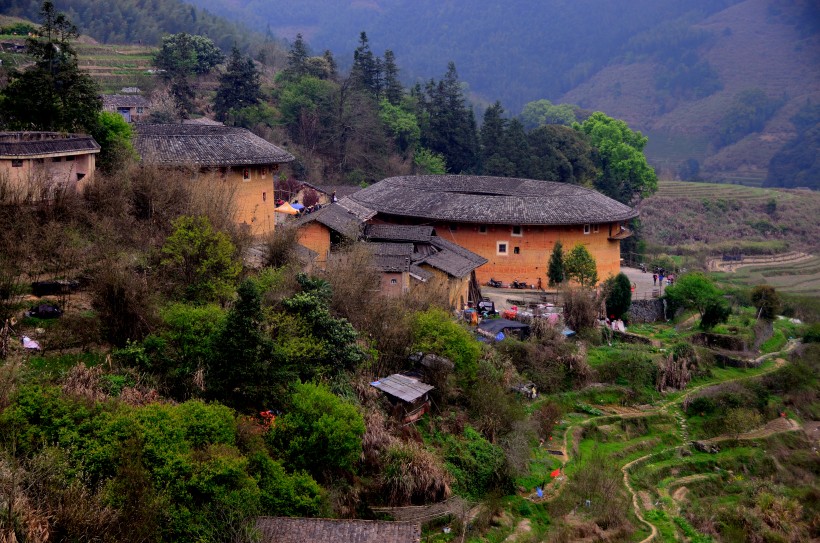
<box><xmin>285</xmin><ymin>33</ymin><xmax>309</xmax><ymax>79</ymax></box>
<box><xmin>547</xmin><ymin>241</ymin><xmax>565</xmax><ymax>287</ymax></box>
<box><xmin>0</xmin><ymin>1</ymin><xmax>101</xmax><ymax>132</ymax></box>
<box><xmin>322</xmin><ymin>49</ymin><xmax>338</xmax><ymax>80</ymax></box>
<box><xmin>351</xmin><ymin>31</ymin><xmax>380</xmax><ymax>96</ymax></box>
<box><xmin>383</xmin><ymin>49</ymin><xmax>403</xmax><ymax>105</ymax></box>
<box><xmin>214</xmin><ymin>46</ymin><xmax>261</xmax><ymax>121</ymax></box>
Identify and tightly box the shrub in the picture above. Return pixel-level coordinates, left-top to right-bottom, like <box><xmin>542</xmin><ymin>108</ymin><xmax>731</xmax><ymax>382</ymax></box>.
<box><xmin>380</xmin><ymin>441</ymin><xmax>451</xmax><ymax>505</ymax></box>
<box><xmin>751</xmin><ymin>285</ymin><xmax>782</xmax><ymax>320</ymax></box>
<box><xmin>266</xmin><ymin>381</ymin><xmax>365</xmax><ymax>478</ymax></box>
<box><xmin>411</xmin><ymin>308</ymin><xmax>480</xmax><ymax>381</ymax></box>
<box><xmin>604</xmin><ymin>272</ymin><xmax>632</xmax><ymax>319</ymax></box>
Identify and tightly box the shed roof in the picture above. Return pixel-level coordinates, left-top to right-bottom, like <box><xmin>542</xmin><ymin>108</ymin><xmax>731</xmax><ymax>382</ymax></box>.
<box><xmin>134</xmin><ymin>124</ymin><xmax>294</xmax><ymax>166</ymax></box>
<box><xmin>349</xmin><ymin>175</ymin><xmax>638</xmax><ymax>225</ymax></box>
<box><xmin>371</xmin><ymin>374</ymin><xmax>434</xmax><ymax>403</ymax></box>
<box><xmin>0</xmin><ymin>132</ymin><xmax>100</xmax><ymax>158</ymax></box>
<box><xmin>256</xmin><ymin>517</ymin><xmax>421</xmax><ymax>543</ymax></box>
<box><xmin>102</xmin><ymin>94</ymin><xmax>151</xmax><ymax>108</ymax></box>
<box><xmin>365</xmin><ymin>224</ymin><xmax>436</xmax><ymax>243</ymax></box>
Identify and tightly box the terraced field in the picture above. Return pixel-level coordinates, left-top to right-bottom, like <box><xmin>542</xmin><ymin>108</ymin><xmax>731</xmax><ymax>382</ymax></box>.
<box><xmin>713</xmin><ymin>254</ymin><xmax>820</xmax><ymax>296</ymax></box>
<box><xmin>75</xmin><ymin>43</ymin><xmax>157</xmax><ymax>93</ymax></box>
<box><xmin>653</xmin><ymin>180</ymin><xmax>801</xmax><ymax>204</ymax></box>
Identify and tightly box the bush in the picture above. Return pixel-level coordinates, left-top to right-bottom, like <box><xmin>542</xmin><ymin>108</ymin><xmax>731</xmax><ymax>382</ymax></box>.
<box><xmin>411</xmin><ymin>308</ymin><xmax>481</xmax><ymax>382</ymax></box>
<box><xmin>803</xmin><ymin>323</ymin><xmax>820</xmax><ymax>343</ymax></box>
<box><xmin>443</xmin><ymin>426</ymin><xmax>511</xmax><ymax>500</ymax></box>
<box><xmin>604</xmin><ymin>273</ymin><xmax>632</xmax><ymax>319</ymax></box>
<box><xmin>266</xmin><ymin>381</ymin><xmax>365</xmax><ymax>478</ymax></box>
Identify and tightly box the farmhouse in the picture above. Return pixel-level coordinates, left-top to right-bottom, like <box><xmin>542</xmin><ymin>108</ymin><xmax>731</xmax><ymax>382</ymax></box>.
<box><xmin>347</xmin><ymin>175</ymin><xmax>639</xmax><ymax>287</ymax></box>
<box><xmin>295</xmin><ymin>207</ymin><xmax>486</xmax><ymax>306</ymax></box>
<box><xmin>0</xmin><ymin>131</ymin><xmax>100</xmax><ymax>199</ymax></box>
<box><xmin>102</xmin><ymin>94</ymin><xmax>151</xmax><ymax>122</ymax></box>
<box><xmin>134</xmin><ymin>123</ymin><xmax>294</xmax><ymax>235</ymax></box>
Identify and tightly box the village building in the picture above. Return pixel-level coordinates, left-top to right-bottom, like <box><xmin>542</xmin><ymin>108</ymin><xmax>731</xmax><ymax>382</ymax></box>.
<box><xmin>0</xmin><ymin>131</ymin><xmax>100</xmax><ymax>199</ymax></box>
<box><xmin>256</xmin><ymin>517</ymin><xmax>421</xmax><ymax>543</ymax></box>
<box><xmin>295</xmin><ymin>206</ymin><xmax>486</xmax><ymax>307</ymax></box>
<box><xmin>102</xmin><ymin>94</ymin><xmax>151</xmax><ymax>122</ymax></box>
<box><xmin>370</xmin><ymin>373</ymin><xmax>434</xmax><ymax>424</ymax></box>
<box><xmin>347</xmin><ymin>175</ymin><xmax>639</xmax><ymax>287</ymax></box>
<box><xmin>134</xmin><ymin>123</ymin><xmax>294</xmax><ymax>235</ymax></box>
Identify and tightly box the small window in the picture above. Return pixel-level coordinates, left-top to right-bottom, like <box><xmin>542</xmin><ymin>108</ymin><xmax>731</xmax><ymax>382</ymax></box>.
<box><xmin>583</xmin><ymin>224</ymin><xmax>591</xmax><ymax>235</ymax></box>
<box><xmin>261</xmin><ymin>167</ymin><xmax>268</xmax><ymax>178</ymax></box>
<box><xmin>65</xmin><ymin>155</ymin><xmax>75</xmax><ymax>162</ymax></box>
<box><xmin>390</xmin><ymin>278</ymin><xmax>398</xmax><ymax>285</ymax></box>
<box><xmin>137</xmin><ymin>107</ymin><xmax>144</xmax><ymax>114</ymax></box>
<box><xmin>497</xmin><ymin>242</ymin><xmax>508</xmax><ymax>255</ymax></box>
<box><xmin>479</xmin><ymin>225</ymin><xmax>487</xmax><ymax>234</ymax></box>
<box><xmin>11</xmin><ymin>159</ymin><xmax>23</xmax><ymax>167</ymax></box>
<box><xmin>593</xmin><ymin>224</ymin><xmax>599</xmax><ymax>233</ymax></box>
<box><xmin>513</xmin><ymin>246</ymin><xmax>520</xmax><ymax>254</ymax></box>
<box><xmin>243</xmin><ymin>168</ymin><xmax>251</xmax><ymax>181</ymax></box>
<box><xmin>52</xmin><ymin>157</ymin><xmax>62</xmax><ymax>162</ymax></box>
<box><xmin>512</xmin><ymin>225</ymin><xmax>522</xmax><ymax>236</ymax></box>
<box><xmin>34</xmin><ymin>158</ymin><xmax>44</xmax><ymax>164</ymax></box>
<box><xmin>262</xmin><ymin>192</ymin><xmax>266</xmax><ymax>202</ymax></box>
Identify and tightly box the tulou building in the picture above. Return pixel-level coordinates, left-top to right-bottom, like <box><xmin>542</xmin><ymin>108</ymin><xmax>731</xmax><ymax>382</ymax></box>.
<box><xmin>0</xmin><ymin>131</ymin><xmax>100</xmax><ymax>199</ymax></box>
<box><xmin>344</xmin><ymin>175</ymin><xmax>638</xmax><ymax>287</ymax></box>
<box><xmin>134</xmin><ymin>123</ymin><xmax>294</xmax><ymax>235</ymax></box>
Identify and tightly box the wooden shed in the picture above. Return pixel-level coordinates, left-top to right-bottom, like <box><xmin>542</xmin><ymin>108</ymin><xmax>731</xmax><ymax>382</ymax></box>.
<box><xmin>370</xmin><ymin>374</ymin><xmax>434</xmax><ymax>424</ymax></box>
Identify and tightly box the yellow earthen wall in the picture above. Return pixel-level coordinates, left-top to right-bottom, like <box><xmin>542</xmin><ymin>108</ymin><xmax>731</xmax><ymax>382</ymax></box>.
<box><xmin>427</xmin><ymin>222</ymin><xmax>622</xmax><ymax>287</ymax></box>
<box><xmin>296</xmin><ymin>222</ymin><xmax>331</xmax><ymax>269</ymax></box>
<box><xmin>379</xmin><ymin>271</ymin><xmax>408</xmax><ymax>297</ymax></box>
<box><xmin>225</xmin><ymin>165</ymin><xmax>278</xmax><ymax>236</ymax></box>
<box><xmin>0</xmin><ymin>153</ymin><xmax>96</xmax><ymax>198</ymax></box>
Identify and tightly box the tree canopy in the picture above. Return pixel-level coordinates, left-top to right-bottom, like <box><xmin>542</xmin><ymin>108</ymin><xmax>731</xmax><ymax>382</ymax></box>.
<box><xmin>575</xmin><ymin>112</ymin><xmax>658</xmax><ymax>204</ymax></box>
<box><xmin>214</xmin><ymin>46</ymin><xmax>262</xmax><ymax>121</ymax></box>
<box><xmin>0</xmin><ymin>1</ymin><xmax>101</xmax><ymax>132</ymax></box>
<box><xmin>564</xmin><ymin>244</ymin><xmax>599</xmax><ymax>288</ymax></box>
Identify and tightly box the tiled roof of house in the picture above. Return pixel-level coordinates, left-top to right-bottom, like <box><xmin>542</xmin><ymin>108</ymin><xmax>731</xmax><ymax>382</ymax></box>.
<box><xmin>256</xmin><ymin>517</ymin><xmax>421</xmax><ymax>543</ymax></box>
<box><xmin>0</xmin><ymin>132</ymin><xmax>100</xmax><ymax>158</ymax></box>
<box><xmin>366</xmin><ymin>238</ymin><xmax>486</xmax><ymax>279</ymax></box>
<box><xmin>424</xmin><ymin>237</ymin><xmax>488</xmax><ymax>278</ymax></box>
<box><xmin>349</xmin><ymin>175</ymin><xmax>638</xmax><ymax>225</ymax></box>
<box><xmin>374</xmin><ymin>253</ymin><xmax>411</xmax><ymax>273</ymax></box>
<box><xmin>294</xmin><ymin>197</ymin><xmax>377</xmax><ymax>238</ymax></box>
<box><xmin>134</xmin><ymin>124</ymin><xmax>294</xmax><ymax>166</ymax></box>
<box><xmin>365</xmin><ymin>224</ymin><xmax>436</xmax><ymax>243</ymax></box>
<box><xmin>102</xmin><ymin>94</ymin><xmax>151</xmax><ymax>108</ymax></box>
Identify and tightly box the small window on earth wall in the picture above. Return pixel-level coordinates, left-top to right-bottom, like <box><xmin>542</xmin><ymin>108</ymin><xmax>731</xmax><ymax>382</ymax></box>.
<box><xmin>11</xmin><ymin>159</ymin><xmax>23</xmax><ymax>167</ymax></box>
<box><xmin>243</xmin><ymin>168</ymin><xmax>251</xmax><ymax>181</ymax></box>
<box><xmin>497</xmin><ymin>242</ymin><xmax>508</xmax><ymax>255</ymax></box>
<box><xmin>584</xmin><ymin>224</ymin><xmax>591</xmax><ymax>235</ymax></box>
<box><xmin>512</xmin><ymin>225</ymin><xmax>522</xmax><ymax>236</ymax></box>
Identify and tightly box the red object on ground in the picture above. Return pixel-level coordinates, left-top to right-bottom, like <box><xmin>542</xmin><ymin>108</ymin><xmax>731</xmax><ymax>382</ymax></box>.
<box><xmin>550</xmin><ymin>469</ymin><xmax>561</xmax><ymax>478</ymax></box>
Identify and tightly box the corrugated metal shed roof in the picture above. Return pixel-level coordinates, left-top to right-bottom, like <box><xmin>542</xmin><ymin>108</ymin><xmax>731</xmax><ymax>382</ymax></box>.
<box><xmin>371</xmin><ymin>374</ymin><xmax>434</xmax><ymax>403</ymax></box>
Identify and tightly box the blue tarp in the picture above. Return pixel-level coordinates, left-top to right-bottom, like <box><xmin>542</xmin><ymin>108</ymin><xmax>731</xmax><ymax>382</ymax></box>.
<box><xmin>291</xmin><ymin>203</ymin><xmax>305</xmax><ymax>210</ymax></box>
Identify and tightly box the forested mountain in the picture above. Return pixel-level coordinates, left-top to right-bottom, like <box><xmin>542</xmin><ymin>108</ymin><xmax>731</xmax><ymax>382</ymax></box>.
<box><xmin>2</xmin><ymin>0</ymin><xmax>264</xmax><ymax>51</ymax></box>
<box><xmin>181</xmin><ymin>0</ymin><xmax>820</xmax><ymax>185</ymax></box>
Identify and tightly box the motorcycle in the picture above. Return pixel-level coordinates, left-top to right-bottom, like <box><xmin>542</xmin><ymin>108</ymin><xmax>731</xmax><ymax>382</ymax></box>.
<box><xmin>487</xmin><ymin>278</ymin><xmax>502</xmax><ymax>288</ymax></box>
<box><xmin>511</xmin><ymin>279</ymin><xmax>527</xmax><ymax>289</ymax></box>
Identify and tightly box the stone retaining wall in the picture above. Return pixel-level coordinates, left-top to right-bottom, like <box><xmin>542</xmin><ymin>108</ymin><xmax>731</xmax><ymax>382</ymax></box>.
<box><xmin>628</xmin><ymin>299</ymin><xmax>666</xmax><ymax>323</ymax></box>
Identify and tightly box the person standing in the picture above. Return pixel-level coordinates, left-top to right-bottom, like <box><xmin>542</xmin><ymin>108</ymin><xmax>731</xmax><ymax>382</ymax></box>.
<box><xmin>653</xmin><ymin>273</ymin><xmax>657</xmax><ymax>286</ymax></box>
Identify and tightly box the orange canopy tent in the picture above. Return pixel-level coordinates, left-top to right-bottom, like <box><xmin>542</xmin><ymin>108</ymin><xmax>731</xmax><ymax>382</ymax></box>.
<box><xmin>274</xmin><ymin>202</ymin><xmax>299</xmax><ymax>215</ymax></box>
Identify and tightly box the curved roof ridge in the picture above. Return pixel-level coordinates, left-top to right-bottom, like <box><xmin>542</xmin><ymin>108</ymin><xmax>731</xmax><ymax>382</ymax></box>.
<box><xmin>349</xmin><ymin>175</ymin><xmax>638</xmax><ymax>225</ymax></box>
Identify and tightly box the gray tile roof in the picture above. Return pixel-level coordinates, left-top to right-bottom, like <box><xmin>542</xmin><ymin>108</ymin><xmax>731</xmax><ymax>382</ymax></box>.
<box><xmin>0</xmin><ymin>132</ymin><xmax>100</xmax><ymax>158</ymax></box>
<box><xmin>102</xmin><ymin>94</ymin><xmax>150</xmax><ymax>108</ymax></box>
<box><xmin>134</xmin><ymin>124</ymin><xmax>294</xmax><ymax>166</ymax></box>
<box><xmin>294</xmin><ymin>197</ymin><xmax>376</xmax><ymax>238</ymax></box>
<box><xmin>409</xmin><ymin>264</ymin><xmax>434</xmax><ymax>282</ymax></box>
<box><xmin>256</xmin><ymin>517</ymin><xmax>421</xmax><ymax>543</ymax></box>
<box><xmin>365</xmin><ymin>224</ymin><xmax>436</xmax><ymax>243</ymax></box>
<box><xmin>349</xmin><ymin>175</ymin><xmax>638</xmax><ymax>225</ymax></box>
<box><xmin>371</xmin><ymin>374</ymin><xmax>434</xmax><ymax>403</ymax></box>
<box><xmin>374</xmin><ymin>253</ymin><xmax>411</xmax><ymax>273</ymax></box>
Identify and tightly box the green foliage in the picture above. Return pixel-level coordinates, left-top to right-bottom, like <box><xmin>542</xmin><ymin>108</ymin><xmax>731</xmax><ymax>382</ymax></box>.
<box><xmin>266</xmin><ymin>381</ymin><xmax>365</xmax><ymax>477</ymax></box>
<box><xmin>564</xmin><ymin>244</ymin><xmax>599</xmax><ymax>287</ymax></box>
<box><xmin>413</xmin><ymin>147</ymin><xmax>447</xmax><ymax>174</ymax></box>
<box><xmin>717</xmin><ymin>89</ymin><xmax>783</xmax><ymax>147</ymax></box>
<box><xmin>520</xmin><ymin>99</ymin><xmax>578</xmax><ymax>129</ymax></box>
<box><xmin>277</xmin><ymin>75</ymin><xmax>335</xmax><ymax>139</ymax></box>
<box><xmin>153</xmin><ymin>32</ymin><xmax>224</xmax><ymax>77</ymax></box>
<box><xmin>379</xmin><ymin>99</ymin><xmax>421</xmax><ymax>154</ymax></box>
<box><xmin>411</xmin><ymin>308</ymin><xmax>481</xmax><ymax>381</ymax></box>
<box><xmin>700</xmin><ymin>298</ymin><xmax>732</xmax><ymax>330</ymax></box>
<box><xmin>750</xmin><ymin>285</ymin><xmax>782</xmax><ymax>320</ymax></box>
<box><xmin>575</xmin><ymin>111</ymin><xmax>658</xmax><ymax>203</ymax></box>
<box><xmin>160</xmin><ymin>215</ymin><xmax>240</xmax><ymax>303</ymax></box>
<box><xmin>804</xmin><ymin>323</ymin><xmax>820</xmax><ymax>343</ymax></box>
<box><xmin>605</xmin><ymin>272</ymin><xmax>632</xmax><ymax>319</ymax></box>
<box><xmin>547</xmin><ymin>241</ymin><xmax>565</xmax><ymax>287</ymax></box>
<box><xmin>664</xmin><ymin>272</ymin><xmax>724</xmax><ymax>320</ymax></box>
<box><xmin>0</xmin><ymin>2</ymin><xmax>101</xmax><ymax>132</ymax></box>
<box><xmin>247</xmin><ymin>452</ymin><xmax>325</xmax><ymax>516</ymax></box>
<box><xmin>442</xmin><ymin>426</ymin><xmax>510</xmax><ymax>499</ymax></box>
<box><xmin>723</xmin><ymin>407</ymin><xmax>763</xmax><ymax>439</ymax></box>
<box><xmin>90</xmin><ymin>111</ymin><xmax>137</xmax><ymax>172</ymax></box>
<box><xmin>214</xmin><ymin>46</ymin><xmax>261</xmax><ymax>121</ymax></box>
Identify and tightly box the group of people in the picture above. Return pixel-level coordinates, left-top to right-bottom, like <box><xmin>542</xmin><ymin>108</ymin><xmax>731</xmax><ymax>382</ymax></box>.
<box><xmin>651</xmin><ymin>266</ymin><xmax>675</xmax><ymax>287</ymax></box>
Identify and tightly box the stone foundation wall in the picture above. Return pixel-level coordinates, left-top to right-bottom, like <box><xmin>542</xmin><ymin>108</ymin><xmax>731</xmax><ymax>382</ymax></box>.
<box><xmin>628</xmin><ymin>299</ymin><xmax>666</xmax><ymax>323</ymax></box>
